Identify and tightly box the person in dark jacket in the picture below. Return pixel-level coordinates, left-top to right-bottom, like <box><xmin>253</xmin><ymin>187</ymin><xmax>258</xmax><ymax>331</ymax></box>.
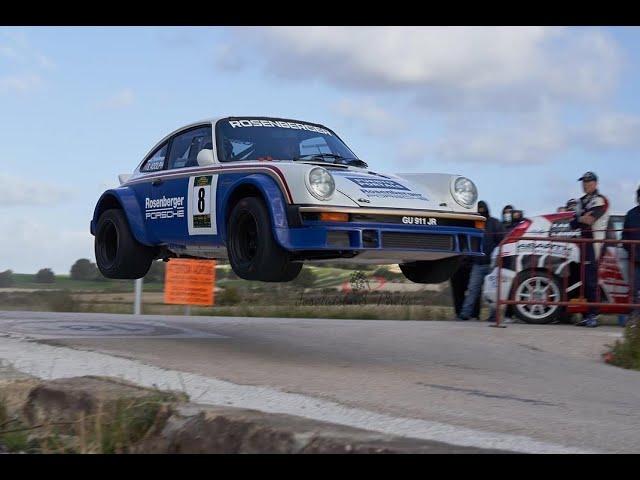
<box><xmin>622</xmin><ymin>185</ymin><xmax>640</xmax><ymax>314</ymax></box>
<box><xmin>457</xmin><ymin>201</ymin><xmax>506</xmax><ymax>321</ymax></box>
<box><xmin>450</xmin><ymin>256</ymin><xmax>481</xmax><ymax>319</ymax></box>
<box><xmin>502</xmin><ymin>205</ymin><xmax>515</xmax><ymax>232</ymax></box>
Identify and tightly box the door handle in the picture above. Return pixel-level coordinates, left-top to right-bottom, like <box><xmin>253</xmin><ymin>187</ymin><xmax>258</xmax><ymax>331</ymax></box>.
<box><xmin>152</xmin><ymin>178</ymin><xmax>164</xmax><ymax>186</ymax></box>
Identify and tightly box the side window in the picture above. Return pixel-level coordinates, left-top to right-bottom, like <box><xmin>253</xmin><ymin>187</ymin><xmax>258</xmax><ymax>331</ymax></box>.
<box><xmin>300</xmin><ymin>136</ymin><xmax>331</xmax><ymax>156</ymax></box>
<box><xmin>141</xmin><ymin>143</ymin><xmax>168</xmax><ymax>172</ymax></box>
<box><xmin>167</xmin><ymin>126</ymin><xmax>212</xmax><ymax>170</ymax></box>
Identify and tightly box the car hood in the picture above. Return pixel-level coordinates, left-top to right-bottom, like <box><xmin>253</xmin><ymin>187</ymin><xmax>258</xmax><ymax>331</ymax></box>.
<box><xmin>329</xmin><ymin>168</ymin><xmax>448</xmax><ymax>211</ymax></box>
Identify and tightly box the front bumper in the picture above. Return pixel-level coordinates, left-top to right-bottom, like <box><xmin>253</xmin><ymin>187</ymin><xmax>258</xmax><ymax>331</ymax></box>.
<box><xmin>275</xmin><ymin>205</ymin><xmax>486</xmax><ymax>260</ymax></box>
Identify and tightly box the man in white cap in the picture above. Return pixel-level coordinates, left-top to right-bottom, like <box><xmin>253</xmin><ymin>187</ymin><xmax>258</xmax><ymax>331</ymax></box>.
<box><xmin>571</xmin><ymin>172</ymin><xmax>610</xmax><ymax>327</ymax></box>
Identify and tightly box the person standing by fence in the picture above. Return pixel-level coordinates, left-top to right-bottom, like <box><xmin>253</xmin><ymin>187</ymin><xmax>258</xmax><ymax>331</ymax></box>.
<box><xmin>570</xmin><ymin>172</ymin><xmax>610</xmax><ymax>328</ymax></box>
<box><xmin>622</xmin><ymin>185</ymin><xmax>640</xmax><ymax>316</ymax></box>
<box><xmin>456</xmin><ymin>201</ymin><xmax>505</xmax><ymax>321</ymax></box>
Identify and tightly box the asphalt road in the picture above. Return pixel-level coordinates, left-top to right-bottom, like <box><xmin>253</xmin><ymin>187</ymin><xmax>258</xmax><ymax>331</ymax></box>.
<box><xmin>1</xmin><ymin>310</ymin><xmax>638</xmax><ymax>453</ymax></box>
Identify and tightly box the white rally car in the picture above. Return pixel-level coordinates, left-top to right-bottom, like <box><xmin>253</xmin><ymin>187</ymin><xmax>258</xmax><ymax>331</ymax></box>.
<box><xmin>483</xmin><ymin>211</ymin><xmax>632</xmax><ymax>323</ymax></box>
<box><xmin>91</xmin><ymin>116</ymin><xmax>486</xmax><ymax>282</ymax></box>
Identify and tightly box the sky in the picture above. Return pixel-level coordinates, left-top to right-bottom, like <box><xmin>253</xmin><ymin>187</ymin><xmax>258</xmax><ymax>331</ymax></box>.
<box><xmin>1</xmin><ymin>26</ymin><xmax>639</xmax><ymax>274</ymax></box>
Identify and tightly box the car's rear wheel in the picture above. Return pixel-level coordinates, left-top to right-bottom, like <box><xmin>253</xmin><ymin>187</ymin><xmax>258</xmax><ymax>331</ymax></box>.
<box><xmin>512</xmin><ymin>270</ymin><xmax>563</xmax><ymax>324</ymax></box>
<box><xmin>227</xmin><ymin>196</ymin><xmax>302</xmax><ymax>282</ymax></box>
<box><xmin>399</xmin><ymin>256</ymin><xmax>462</xmax><ymax>284</ymax></box>
<box><xmin>95</xmin><ymin>209</ymin><xmax>154</xmax><ymax>279</ymax></box>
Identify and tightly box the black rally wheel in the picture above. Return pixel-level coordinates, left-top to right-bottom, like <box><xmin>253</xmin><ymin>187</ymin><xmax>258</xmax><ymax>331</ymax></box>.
<box><xmin>399</xmin><ymin>256</ymin><xmax>462</xmax><ymax>284</ymax></box>
<box><xmin>227</xmin><ymin>196</ymin><xmax>301</xmax><ymax>282</ymax></box>
<box><xmin>95</xmin><ymin>209</ymin><xmax>154</xmax><ymax>279</ymax></box>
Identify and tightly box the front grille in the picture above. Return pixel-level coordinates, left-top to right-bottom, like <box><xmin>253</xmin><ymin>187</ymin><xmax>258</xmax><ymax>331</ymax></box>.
<box><xmin>327</xmin><ymin>231</ymin><xmax>351</xmax><ymax>248</ymax></box>
<box><xmin>381</xmin><ymin>233</ymin><xmax>454</xmax><ymax>251</ymax></box>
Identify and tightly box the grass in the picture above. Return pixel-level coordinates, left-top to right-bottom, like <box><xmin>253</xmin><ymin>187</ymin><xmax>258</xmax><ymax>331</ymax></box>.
<box><xmin>0</xmin><ymin>391</ymin><xmax>180</xmax><ymax>454</ymax></box>
<box><xmin>606</xmin><ymin>312</ymin><xmax>640</xmax><ymax>370</ymax></box>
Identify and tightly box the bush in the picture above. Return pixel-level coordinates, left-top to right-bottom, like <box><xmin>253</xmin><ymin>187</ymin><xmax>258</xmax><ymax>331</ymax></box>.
<box><xmin>608</xmin><ymin>314</ymin><xmax>640</xmax><ymax>370</ymax></box>
<box><xmin>217</xmin><ymin>286</ymin><xmax>241</xmax><ymax>306</ymax></box>
<box><xmin>70</xmin><ymin>259</ymin><xmax>99</xmax><ymax>281</ymax></box>
<box><xmin>291</xmin><ymin>267</ymin><xmax>317</xmax><ymax>289</ymax></box>
<box><xmin>373</xmin><ymin>266</ymin><xmax>403</xmax><ymax>281</ymax></box>
<box><xmin>34</xmin><ymin>268</ymin><xmax>55</xmax><ymax>284</ymax></box>
<box><xmin>0</xmin><ymin>270</ymin><xmax>14</xmax><ymax>288</ymax></box>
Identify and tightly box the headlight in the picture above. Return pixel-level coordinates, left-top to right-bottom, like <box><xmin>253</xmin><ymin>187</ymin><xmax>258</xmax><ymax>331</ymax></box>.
<box><xmin>451</xmin><ymin>176</ymin><xmax>478</xmax><ymax>208</ymax></box>
<box><xmin>306</xmin><ymin>167</ymin><xmax>335</xmax><ymax>200</ymax></box>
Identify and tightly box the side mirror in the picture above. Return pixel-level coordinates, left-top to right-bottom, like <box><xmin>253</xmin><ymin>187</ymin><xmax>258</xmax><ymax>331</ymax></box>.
<box><xmin>197</xmin><ymin>149</ymin><xmax>215</xmax><ymax>166</ymax></box>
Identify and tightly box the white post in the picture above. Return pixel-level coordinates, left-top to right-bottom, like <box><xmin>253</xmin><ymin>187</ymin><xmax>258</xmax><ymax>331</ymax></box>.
<box><xmin>134</xmin><ymin>278</ymin><xmax>143</xmax><ymax>315</ymax></box>
<box><xmin>184</xmin><ymin>304</ymin><xmax>191</xmax><ymax>316</ymax></box>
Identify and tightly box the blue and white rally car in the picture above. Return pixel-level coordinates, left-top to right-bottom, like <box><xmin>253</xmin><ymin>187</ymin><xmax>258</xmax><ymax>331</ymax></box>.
<box><xmin>91</xmin><ymin>117</ymin><xmax>486</xmax><ymax>282</ymax></box>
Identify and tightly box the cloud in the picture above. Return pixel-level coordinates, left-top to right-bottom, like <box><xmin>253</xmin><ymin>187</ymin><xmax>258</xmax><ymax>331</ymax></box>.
<box><xmin>0</xmin><ymin>214</ymin><xmax>93</xmax><ymax>274</ymax></box>
<box><xmin>0</xmin><ymin>73</ymin><xmax>42</xmax><ymax>94</ymax></box>
<box><xmin>231</xmin><ymin>26</ymin><xmax>621</xmax><ymax>112</ymax></box>
<box><xmin>98</xmin><ymin>88</ymin><xmax>135</xmax><ymax>110</ymax></box>
<box><xmin>333</xmin><ymin>99</ymin><xmax>403</xmax><ymax>136</ymax></box>
<box><xmin>0</xmin><ymin>173</ymin><xmax>69</xmax><ymax>207</ymax></box>
<box><xmin>214</xmin><ymin>43</ymin><xmax>245</xmax><ymax>72</ymax></box>
<box><xmin>575</xmin><ymin>113</ymin><xmax>640</xmax><ymax>150</ymax></box>
<box><xmin>0</xmin><ymin>30</ymin><xmax>55</xmax><ymax>95</ymax></box>
<box><xmin>433</xmin><ymin>113</ymin><xmax>568</xmax><ymax>165</ymax></box>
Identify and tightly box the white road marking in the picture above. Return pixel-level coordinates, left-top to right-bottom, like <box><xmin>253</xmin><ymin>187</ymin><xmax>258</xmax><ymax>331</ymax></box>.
<box><xmin>0</xmin><ymin>336</ymin><xmax>597</xmax><ymax>454</ymax></box>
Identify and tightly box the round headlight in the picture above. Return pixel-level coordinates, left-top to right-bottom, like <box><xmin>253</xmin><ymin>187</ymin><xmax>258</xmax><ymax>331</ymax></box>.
<box><xmin>451</xmin><ymin>176</ymin><xmax>478</xmax><ymax>208</ymax></box>
<box><xmin>307</xmin><ymin>167</ymin><xmax>335</xmax><ymax>200</ymax></box>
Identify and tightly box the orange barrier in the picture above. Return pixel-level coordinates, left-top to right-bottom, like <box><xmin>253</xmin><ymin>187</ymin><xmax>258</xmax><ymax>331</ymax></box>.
<box><xmin>164</xmin><ymin>258</ymin><xmax>216</xmax><ymax>306</ymax></box>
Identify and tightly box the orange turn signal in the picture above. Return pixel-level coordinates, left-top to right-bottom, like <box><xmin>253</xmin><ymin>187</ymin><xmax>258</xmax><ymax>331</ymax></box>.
<box><xmin>475</xmin><ymin>219</ymin><xmax>486</xmax><ymax>229</ymax></box>
<box><xmin>319</xmin><ymin>212</ymin><xmax>349</xmax><ymax>222</ymax></box>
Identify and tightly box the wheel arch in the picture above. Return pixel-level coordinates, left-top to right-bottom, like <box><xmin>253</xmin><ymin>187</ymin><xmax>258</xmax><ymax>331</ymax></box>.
<box><xmin>91</xmin><ymin>188</ymin><xmax>153</xmax><ymax>246</ymax></box>
<box><xmin>219</xmin><ymin>174</ymin><xmax>290</xmax><ymax>248</ymax></box>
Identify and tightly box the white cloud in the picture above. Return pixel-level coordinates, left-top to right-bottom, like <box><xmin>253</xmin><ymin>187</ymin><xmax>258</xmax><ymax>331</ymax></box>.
<box><xmin>234</xmin><ymin>26</ymin><xmax>621</xmax><ymax>112</ymax></box>
<box><xmin>0</xmin><ymin>173</ymin><xmax>69</xmax><ymax>206</ymax></box>
<box><xmin>434</xmin><ymin>113</ymin><xmax>567</xmax><ymax>165</ymax></box>
<box><xmin>0</xmin><ymin>214</ymin><xmax>93</xmax><ymax>274</ymax></box>
<box><xmin>333</xmin><ymin>99</ymin><xmax>403</xmax><ymax>136</ymax></box>
<box><xmin>214</xmin><ymin>43</ymin><xmax>245</xmax><ymax>72</ymax></box>
<box><xmin>99</xmin><ymin>88</ymin><xmax>135</xmax><ymax>110</ymax></box>
<box><xmin>0</xmin><ymin>73</ymin><xmax>42</xmax><ymax>94</ymax></box>
<box><xmin>575</xmin><ymin>113</ymin><xmax>640</xmax><ymax>150</ymax></box>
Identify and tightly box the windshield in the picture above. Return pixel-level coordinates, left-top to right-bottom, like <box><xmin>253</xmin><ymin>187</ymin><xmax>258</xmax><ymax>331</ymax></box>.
<box><xmin>216</xmin><ymin>117</ymin><xmax>358</xmax><ymax>163</ymax></box>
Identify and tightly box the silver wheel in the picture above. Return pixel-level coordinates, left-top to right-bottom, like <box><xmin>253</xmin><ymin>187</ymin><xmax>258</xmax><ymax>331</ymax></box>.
<box><xmin>514</xmin><ymin>274</ymin><xmax>561</xmax><ymax>323</ymax></box>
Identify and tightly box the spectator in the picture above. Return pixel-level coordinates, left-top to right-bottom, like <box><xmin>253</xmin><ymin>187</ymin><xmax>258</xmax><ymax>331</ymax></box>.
<box><xmin>622</xmin><ymin>184</ymin><xmax>640</xmax><ymax>316</ymax></box>
<box><xmin>456</xmin><ymin>201</ymin><xmax>505</xmax><ymax>321</ymax></box>
<box><xmin>501</xmin><ymin>205</ymin><xmax>515</xmax><ymax>232</ymax></box>
<box><xmin>566</xmin><ymin>198</ymin><xmax>578</xmax><ymax>213</ymax></box>
<box><xmin>570</xmin><ymin>172</ymin><xmax>610</xmax><ymax>328</ymax></box>
<box><xmin>450</xmin><ymin>256</ymin><xmax>480</xmax><ymax>319</ymax></box>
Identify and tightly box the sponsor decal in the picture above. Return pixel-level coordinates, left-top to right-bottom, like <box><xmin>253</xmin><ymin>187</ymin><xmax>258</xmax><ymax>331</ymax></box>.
<box><xmin>145</xmin><ymin>196</ymin><xmax>185</xmax><ymax>220</ymax></box>
<box><xmin>228</xmin><ymin>119</ymin><xmax>332</xmax><ymax>136</ymax></box>
<box><xmin>346</xmin><ymin>176</ymin><xmax>429</xmax><ymax>201</ymax></box>
<box><xmin>402</xmin><ymin>216</ymin><xmax>437</xmax><ymax>226</ymax></box>
<box><xmin>515</xmin><ymin>241</ymin><xmax>573</xmax><ymax>257</ymax></box>
<box><xmin>346</xmin><ymin>177</ymin><xmax>409</xmax><ymax>191</ymax></box>
<box><xmin>549</xmin><ymin>220</ymin><xmax>580</xmax><ymax>238</ymax></box>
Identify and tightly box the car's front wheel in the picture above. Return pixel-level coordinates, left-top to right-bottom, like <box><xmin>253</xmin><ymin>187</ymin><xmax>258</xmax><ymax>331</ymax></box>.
<box><xmin>511</xmin><ymin>270</ymin><xmax>563</xmax><ymax>324</ymax></box>
<box><xmin>399</xmin><ymin>256</ymin><xmax>462</xmax><ymax>284</ymax></box>
<box><xmin>227</xmin><ymin>196</ymin><xmax>302</xmax><ymax>282</ymax></box>
<box><xmin>95</xmin><ymin>209</ymin><xmax>154</xmax><ymax>279</ymax></box>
